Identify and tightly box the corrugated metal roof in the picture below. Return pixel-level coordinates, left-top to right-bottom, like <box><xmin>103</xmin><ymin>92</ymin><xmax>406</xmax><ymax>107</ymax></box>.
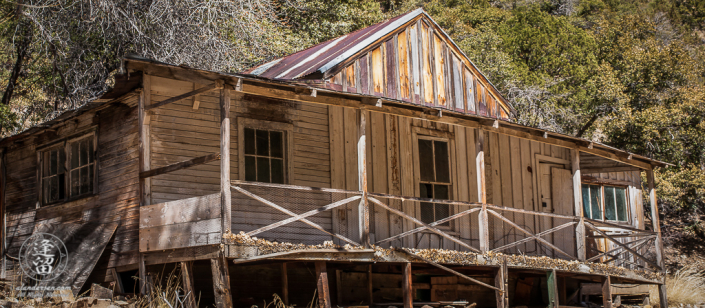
<box><xmin>242</xmin><ymin>9</ymin><xmax>424</xmax><ymax>80</ymax></box>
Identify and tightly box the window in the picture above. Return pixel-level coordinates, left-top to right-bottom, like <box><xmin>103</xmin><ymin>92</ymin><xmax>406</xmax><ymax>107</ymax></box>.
<box><xmin>418</xmin><ymin>138</ymin><xmax>451</xmax><ymax>225</ymax></box>
<box><xmin>40</xmin><ymin>134</ymin><xmax>96</xmax><ymax>205</ymax></box>
<box><xmin>581</xmin><ymin>184</ymin><xmax>628</xmax><ymax>222</ymax></box>
<box><xmin>244</xmin><ymin>128</ymin><xmax>285</xmax><ymax>184</ymax></box>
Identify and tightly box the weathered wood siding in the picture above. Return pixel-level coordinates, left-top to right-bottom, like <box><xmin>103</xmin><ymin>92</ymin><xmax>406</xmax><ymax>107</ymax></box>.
<box><xmin>147</xmin><ymin>76</ymin><xmax>333</xmax><ymax>244</ymax></box>
<box><xmin>325</xmin><ymin>19</ymin><xmax>511</xmax><ymax>120</ymax></box>
<box><xmin>3</xmin><ymin>95</ymin><xmax>141</xmax><ymax>272</ymax></box>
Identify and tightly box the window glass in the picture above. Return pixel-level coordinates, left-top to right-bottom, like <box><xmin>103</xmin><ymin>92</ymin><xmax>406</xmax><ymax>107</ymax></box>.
<box><xmin>41</xmin><ymin>135</ymin><xmax>94</xmax><ymax>205</ymax></box>
<box><xmin>417</xmin><ymin>138</ymin><xmax>451</xmax><ymax>226</ymax></box>
<box><xmin>589</xmin><ymin>185</ymin><xmax>602</xmax><ymax>220</ymax></box>
<box><xmin>604</xmin><ymin>186</ymin><xmax>616</xmax><ymax>221</ymax></box>
<box><xmin>581</xmin><ymin>185</ymin><xmax>591</xmax><ymax>218</ymax></box>
<box><xmin>615</xmin><ymin>187</ymin><xmax>628</xmax><ymax>222</ymax></box>
<box><xmin>244</xmin><ymin>128</ymin><xmax>285</xmax><ymax>184</ymax></box>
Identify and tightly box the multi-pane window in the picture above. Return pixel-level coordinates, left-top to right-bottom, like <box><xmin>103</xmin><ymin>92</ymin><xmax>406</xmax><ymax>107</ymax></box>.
<box><xmin>418</xmin><ymin>138</ymin><xmax>451</xmax><ymax>226</ymax></box>
<box><xmin>581</xmin><ymin>184</ymin><xmax>628</xmax><ymax>222</ymax></box>
<box><xmin>244</xmin><ymin>128</ymin><xmax>285</xmax><ymax>184</ymax></box>
<box><xmin>40</xmin><ymin>135</ymin><xmax>96</xmax><ymax>205</ymax></box>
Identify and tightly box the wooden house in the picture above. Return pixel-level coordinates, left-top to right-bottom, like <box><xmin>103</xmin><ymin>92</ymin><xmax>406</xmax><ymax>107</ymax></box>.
<box><xmin>0</xmin><ymin>9</ymin><xmax>670</xmax><ymax>308</ymax></box>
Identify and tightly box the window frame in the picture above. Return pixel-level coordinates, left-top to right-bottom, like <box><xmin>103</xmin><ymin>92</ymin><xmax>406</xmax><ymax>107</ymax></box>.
<box><xmin>37</xmin><ymin>131</ymin><xmax>98</xmax><ymax>206</ymax></box>
<box><xmin>581</xmin><ymin>183</ymin><xmax>631</xmax><ymax>224</ymax></box>
<box><xmin>237</xmin><ymin>118</ymin><xmax>294</xmax><ymax>184</ymax></box>
<box><xmin>412</xmin><ymin>127</ymin><xmax>456</xmax><ymax>230</ymax></box>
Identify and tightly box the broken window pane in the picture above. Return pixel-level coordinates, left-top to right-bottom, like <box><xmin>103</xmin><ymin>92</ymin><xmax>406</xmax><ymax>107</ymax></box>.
<box><xmin>418</xmin><ymin>139</ymin><xmax>434</xmax><ymax>181</ymax></box>
<box><xmin>615</xmin><ymin>187</ymin><xmax>627</xmax><ymax>222</ymax></box>
<box><xmin>604</xmin><ymin>186</ymin><xmax>616</xmax><ymax>221</ymax></box>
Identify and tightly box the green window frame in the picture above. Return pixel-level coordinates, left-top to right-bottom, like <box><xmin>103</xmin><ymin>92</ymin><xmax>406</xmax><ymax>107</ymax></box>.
<box><xmin>581</xmin><ymin>184</ymin><xmax>629</xmax><ymax>223</ymax></box>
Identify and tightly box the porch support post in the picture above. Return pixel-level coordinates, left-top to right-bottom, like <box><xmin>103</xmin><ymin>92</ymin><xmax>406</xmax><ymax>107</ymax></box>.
<box><xmin>602</xmin><ymin>275</ymin><xmax>612</xmax><ymax>308</ymax></box>
<box><xmin>357</xmin><ymin>109</ymin><xmax>370</xmax><ymax>247</ymax></box>
<box><xmin>547</xmin><ymin>269</ymin><xmax>559</xmax><ymax>308</ymax></box>
<box><xmin>181</xmin><ymin>261</ymin><xmax>197</xmax><ymax>308</ymax></box>
<box><xmin>138</xmin><ymin>75</ymin><xmax>151</xmax><ymax>296</ymax></box>
<box><xmin>315</xmin><ymin>261</ymin><xmax>332</xmax><ymax>308</ymax></box>
<box><xmin>281</xmin><ymin>263</ymin><xmax>289</xmax><ymax>305</ymax></box>
<box><xmin>571</xmin><ymin>149</ymin><xmax>586</xmax><ymax>261</ymax></box>
<box><xmin>211</xmin><ymin>253</ymin><xmax>233</xmax><ymax>308</ymax></box>
<box><xmin>495</xmin><ymin>257</ymin><xmax>508</xmax><ymax>308</ymax></box>
<box><xmin>402</xmin><ymin>263</ymin><xmax>412</xmax><ymax>308</ymax></box>
<box><xmin>475</xmin><ymin>129</ymin><xmax>489</xmax><ymax>252</ymax></box>
<box><xmin>646</xmin><ymin>168</ymin><xmax>667</xmax><ymax>308</ymax></box>
<box><xmin>220</xmin><ymin>82</ymin><xmax>232</xmax><ymax>235</ymax></box>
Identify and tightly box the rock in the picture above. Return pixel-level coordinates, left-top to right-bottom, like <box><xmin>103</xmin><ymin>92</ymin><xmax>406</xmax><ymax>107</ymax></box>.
<box><xmin>75</xmin><ymin>297</ymin><xmax>112</xmax><ymax>308</ymax></box>
<box><xmin>113</xmin><ymin>300</ymin><xmax>130</xmax><ymax>306</ymax></box>
<box><xmin>90</xmin><ymin>284</ymin><xmax>113</xmax><ymax>300</ymax></box>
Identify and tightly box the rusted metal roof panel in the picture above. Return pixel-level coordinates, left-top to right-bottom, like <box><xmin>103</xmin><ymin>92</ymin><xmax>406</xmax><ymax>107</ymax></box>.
<box><xmin>242</xmin><ymin>9</ymin><xmax>423</xmax><ymax>80</ymax></box>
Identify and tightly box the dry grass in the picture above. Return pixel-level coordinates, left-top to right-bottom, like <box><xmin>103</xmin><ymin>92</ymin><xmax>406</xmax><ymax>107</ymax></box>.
<box><xmin>666</xmin><ymin>264</ymin><xmax>705</xmax><ymax>305</ymax></box>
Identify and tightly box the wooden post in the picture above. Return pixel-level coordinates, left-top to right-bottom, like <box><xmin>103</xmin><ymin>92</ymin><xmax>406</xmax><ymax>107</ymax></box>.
<box><xmin>181</xmin><ymin>261</ymin><xmax>197</xmax><ymax>308</ymax></box>
<box><xmin>495</xmin><ymin>259</ymin><xmax>507</xmax><ymax>308</ymax></box>
<box><xmin>357</xmin><ymin>109</ymin><xmax>370</xmax><ymax>247</ymax></box>
<box><xmin>138</xmin><ymin>77</ymin><xmax>151</xmax><ymax>296</ymax></box>
<box><xmin>646</xmin><ymin>168</ymin><xmax>668</xmax><ymax>308</ymax></box>
<box><xmin>476</xmin><ymin>129</ymin><xmax>489</xmax><ymax>252</ymax></box>
<box><xmin>368</xmin><ymin>264</ymin><xmax>374</xmax><ymax>305</ymax></box>
<box><xmin>281</xmin><ymin>263</ymin><xmax>289</xmax><ymax>305</ymax></box>
<box><xmin>402</xmin><ymin>263</ymin><xmax>412</xmax><ymax>308</ymax></box>
<box><xmin>571</xmin><ymin>149</ymin><xmax>586</xmax><ymax>261</ymax></box>
<box><xmin>547</xmin><ymin>269</ymin><xmax>559</xmax><ymax>308</ymax></box>
<box><xmin>315</xmin><ymin>261</ymin><xmax>332</xmax><ymax>308</ymax></box>
<box><xmin>602</xmin><ymin>276</ymin><xmax>612</xmax><ymax>308</ymax></box>
<box><xmin>139</xmin><ymin>251</ymin><xmax>146</xmax><ymax>295</ymax></box>
<box><xmin>211</xmin><ymin>254</ymin><xmax>233</xmax><ymax>308</ymax></box>
<box><xmin>220</xmin><ymin>83</ymin><xmax>232</xmax><ymax>236</ymax></box>
<box><xmin>0</xmin><ymin>148</ymin><xmax>6</xmax><ymax>280</ymax></box>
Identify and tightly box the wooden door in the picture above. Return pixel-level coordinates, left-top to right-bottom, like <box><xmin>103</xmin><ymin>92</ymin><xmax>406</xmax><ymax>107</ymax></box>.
<box><xmin>538</xmin><ymin>163</ymin><xmax>571</xmax><ymax>258</ymax></box>
<box><xmin>551</xmin><ymin>168</ymin><xmax>575</xmax><ymax>259</ymax></box>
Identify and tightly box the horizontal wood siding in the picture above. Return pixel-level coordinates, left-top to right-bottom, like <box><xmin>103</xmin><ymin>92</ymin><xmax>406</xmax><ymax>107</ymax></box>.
<box><xmin>3</xmin><ymin>94</ymin><xmax>140</xmax><ymax>274</ymax></box>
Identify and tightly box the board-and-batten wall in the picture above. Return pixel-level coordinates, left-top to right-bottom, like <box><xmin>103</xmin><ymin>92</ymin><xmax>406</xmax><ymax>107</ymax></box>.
<box><xmin>147</xmin><ymin>76</ymin><xmax>332</xmax><ymax>244</ymax></box>
<box><xmin>327</xmin><ymin>105</ymin><xmax>578</xmax><ymax>255</ymax></box>
<box><xmin>3</xmin><ymin>97</ymin><xmax>140</xmax><ymax>271</ymax></box>
<box><xmin>326</xmin><ymin>19</ymin><xmax>511</xmax><ymax>121</ymax></box>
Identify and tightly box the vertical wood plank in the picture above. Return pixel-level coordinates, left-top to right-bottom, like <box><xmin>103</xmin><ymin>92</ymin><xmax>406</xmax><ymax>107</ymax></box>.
<box><xmin>398</xmin><ymin>117</ymin><xmax>414</xmax><ymax>247</ymax></box>
<box><xmin>358</xmin><ymin>110</ymin><xmax>370</xmax><ymax>247</ymax></box>
<box><xmin>138</xmin><ymin>77</ymin><xmax>151</xmax><ymax>296</ymax></box>
<box><xmin>280</xmin><ymin>263</ymin><xmax>289</xmax><ymax>305</ymax></box>
<box><xmin>495</xmin><ymin>259</ymin><xmax>507</xmax><ymax>308</ymax></box>
<box><xmin>572</xmin><ymin>149</ymin><xmax>586</xmax><ymax>261</ymax></box>
<box><xmin>371</xmin><ymin>47</ymin><xmax>384</xmax><ymax>96</ymax></box>
<box><xmin>421</xmin><ymin>24</ymin><xmax>433</xmax><ymax>105</ymax></box>
<box><xmin>386</xmin><ymin>114</ymin><xmax>403</xmax><ymax>242</ymax></box>
<box><xmin>181</xmin><ymin>261</ymin><xmax>197</xmax><ymax>308</ymax></box>
<box><xmin>547</xmin><ymin>269</ymin><xmax>559</xmax><ymax>308</ymax></box>
<box><xmin>602</xmin><ymin>276</ymin><xmax>612</xmax><ymax>308</ymax></box>
<box><xmin>432</xmin><ymin>34</ymin><xmax>444</xmax><ymax>107</ymax></box>
<box><xmin>403</xmin><ymin>263</ymin><xmax>413</xmax><ymax>308</ymax></box>
<box><xmin>476</xmin><ymin>129</ymin><xmax>489</xmax><ymax>252</ymax></box>
<box><xmin>498</xmin><ymin>134</ymin><xmax>512</xmax><ymax>251</ymax></box>
<box><xmin>509</xmin><ymin>136</ymin><xmax>524</xmax><ymax>254</ymax></box>
<box><xmin>398</xmin><ymin>30</ymin><xmax>411</xmax><ymax>101</ymax></box>
<box><xmin>211</xmin><ymin>254</ymin><xmax>233</xmax><ymax>308</ymax></box>
<box><xmin>315</xmin><ymin>261</ymin><xmax>332</xmax><ymax>308</ymax></box>
<box><xmin>220</xmin><ymin>86</ymin><xmax>231</xmax><ymax>234</ymax></box>
<box><xmin>344</xmin><ymin>108</ymin><xmax>360</xmax><ymax>240</ymax></box>
<box><xmin>371</xmin><ymin>112</ymin><xmax>388</xmax><ymax>244</ymax></box>
<box><xmin>360</xmin><ymin>55</ymin><xmax>370</xmax><ymax>95</ymax></box>
<box><xmin>139</xmin><ymin>253</ymin><xmax>147</xmax><ymax>295</ymax></box>
<box><xmin>385</xmin><ymin>40</ymin><xmax>398</xmax><ymax>99</ymax></box>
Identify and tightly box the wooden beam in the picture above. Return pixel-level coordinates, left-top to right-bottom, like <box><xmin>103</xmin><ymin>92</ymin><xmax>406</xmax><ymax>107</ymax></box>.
<box><xmin>476</xmin><ymin>129</ymin><xmax>489</xmax><ymax>252</ymax></box>
<box><xmin>495</xmin><ymin>258</ymin><xmax>507</xmax><ymax>308</ymax></box>
<box><xmin>368</xmin><ymin>197</ymin><xmax>479</xmax><ymax>252</ymax></box>
<box><xmin>602</xmin><ymin>276</ymin><xmax>612</xmax><ymax>308</ymax></box>
<box><xmin>181</xmin><ymin>261</ymin><xmax>197</xmax><ymax>308</ymax></box>
<box><xmin>358</xmin><ymin>109</ymin><xmax>371</xmax><ymax>247</ymax></box>
<box><xmin>547</xmin><ymin>269</ymin><xmax>559</xmax><ymax>308</ymax></box>
<box><xmin>658</xmin><ymin>284</ymin><xmax>668</xmax><ymax>308</ymax></box>
<box><xmin>398</xmin><ymin>248</ymin><xmax>501</xmax><ymax>292</ymax></box>
<box><xmin>315</xmin><ymin>261</ymin><xmax>332</xmax><ymax>308</ymax></box>
<box><xmin>211</xmin><ymin>254</ymin><xmax>233</xmax><ymax>308</ymax></box>
<box><xmin>402</xmin><ymin>263</ymin><xmax>413</xmax><ymax>308</ymax></box>
<box><xmin>232</xmin><ymin>186</ymin><xmax>360</xmax><ymax>246</ymax></box>
<box><xmin>139</xmin><ymin>253</ymin><xmax>147</xmax><ymax>295</ymax></box>
<box><xmin>139</xmin><ymin>152</ymin><xmax>220</xmax><ymax>178</ymax></box>
<box><xmin>145</xmin><ymin>84</ymin><xmax>217</xmax><ymax>111</ymax></box>
<box><xmin>586</xmin><ymin>235</ymin><xmax>656</xmax><ymax>262</ymax></box>
<box><xmin>220</xmin><ymin>87</ymin><xmax>231</xmax><ymax>237</ymax></box>
<box><xmin>368</xmin><ymin>264</ymin><xmax>374</xmax><ymax>305</ymax></box>
<box><xmin>572</xmin><ymin>150</ymin><xmax>586</xmax><ymax>261</ymax></box>
<box><xmin>281</xmin><ymin>263</ymin><xmax>289</xmax><ymax>305</ymax></box>
<box><xmin>584</xmin><ymin>222</ymin><xmax>661</xmax><ymax>269</ymax></box>
<box><xmin>488</xmin><ymin>209</ymin><xmax>576</xmax><ymax>260</ymax></box>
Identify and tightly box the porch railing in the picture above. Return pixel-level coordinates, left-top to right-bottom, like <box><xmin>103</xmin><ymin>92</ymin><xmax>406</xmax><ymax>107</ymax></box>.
<box><xmin>229</xmin><ymin>180</ymin><xmax>661</xmax><ymax>273</ymax></box>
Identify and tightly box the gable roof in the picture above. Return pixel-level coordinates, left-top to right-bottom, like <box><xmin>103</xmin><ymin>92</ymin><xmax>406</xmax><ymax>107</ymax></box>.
<box><xmin>242</xmin><ymin>9</ymin><xmax>515</xmax><ymax>120</ymax></box>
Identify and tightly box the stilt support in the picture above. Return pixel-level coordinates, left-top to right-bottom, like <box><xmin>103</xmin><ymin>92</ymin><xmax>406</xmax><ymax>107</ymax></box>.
<box><xmin>403</xmin><ymin>263</ymin><xmax>412</xmax><ymax>308</ymax></box>
<box><xmin>547</xmin><ymin>269</ymin><xmax>559</xmax><ymax>308</ymax></box>
<box><xmin>602</xmin><ymin>276</ymin><xmax>612</xmax><ymax>308</ymax></box>
<box><xmin>181</xmin><ymin>261</ymin><xmax>197</xmax><ymax>308</ymax></box>
<box><xmin>315</xmin><ymin>261</ymin><xmax>332</xmax><ymax>308</ymax></box>
<box><xmin>211</xmin><ymin>254</ymin><xmax>233</xmax><ymax>308</ymax></box>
